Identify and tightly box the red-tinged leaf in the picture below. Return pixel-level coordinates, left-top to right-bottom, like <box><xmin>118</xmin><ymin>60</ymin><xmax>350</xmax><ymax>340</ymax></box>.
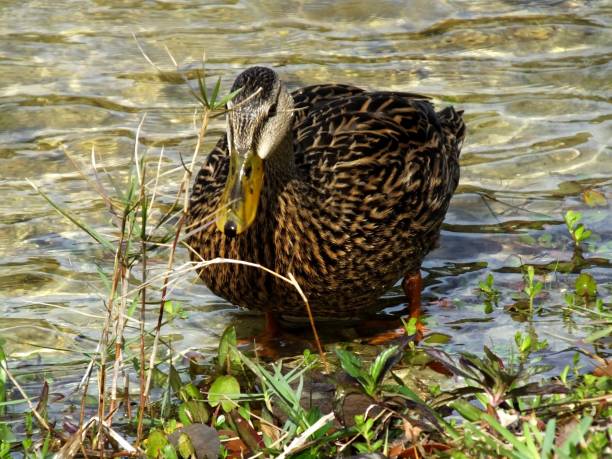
<box><xmin>219</xmin><ymin>429</ymin><xmax>248</xmax><ymax>458</ymax></box>
<box><xmin>230</xmin><ymin>409</ymin><xmax>264</xmax><ymax>451</ymax></box>
<box><xmin>425</xmin><ymin>360</ymin><xmax>454</xmax><ymax>376</ymax></box>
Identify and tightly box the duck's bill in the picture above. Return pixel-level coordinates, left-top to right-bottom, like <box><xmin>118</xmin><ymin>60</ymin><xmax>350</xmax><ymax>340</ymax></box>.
<box><xmin>216</xmin><ymin>149</ymin><xmax>264</xmax><ymax>237</ymax></box>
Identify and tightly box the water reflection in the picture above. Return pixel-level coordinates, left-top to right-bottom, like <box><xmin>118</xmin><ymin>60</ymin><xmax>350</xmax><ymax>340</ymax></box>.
<box><xmin>0</xmin><ymin>0</ymin><xmax>610</xmax><ymax>387</ymax></box>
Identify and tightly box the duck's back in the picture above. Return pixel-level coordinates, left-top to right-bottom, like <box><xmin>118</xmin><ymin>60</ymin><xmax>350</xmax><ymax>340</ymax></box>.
<box><xmin>288</xmin><ymin>85</ymin><xmax>463</xmax><ymax>248</ymax></box>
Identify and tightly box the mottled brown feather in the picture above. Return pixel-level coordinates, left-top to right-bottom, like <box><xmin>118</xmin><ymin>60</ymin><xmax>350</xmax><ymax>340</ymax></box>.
<box><xmin>187</xmin><ymin>80</ymin><xmax>465</xmax><ymax>317</ymax></box>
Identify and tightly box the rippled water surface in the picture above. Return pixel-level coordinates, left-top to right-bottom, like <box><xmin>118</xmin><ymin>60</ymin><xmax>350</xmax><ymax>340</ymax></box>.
<box><xmin>1</xmin><ymin>0</ymin><xmax>610</xmax><ymax>405</ymax></box>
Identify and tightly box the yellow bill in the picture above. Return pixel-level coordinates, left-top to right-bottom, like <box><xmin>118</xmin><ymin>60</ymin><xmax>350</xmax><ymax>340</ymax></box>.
<box><xmin>216</xmin><ymin>149</ymin><xmax>264</xmax><ymax>237</ymax></box>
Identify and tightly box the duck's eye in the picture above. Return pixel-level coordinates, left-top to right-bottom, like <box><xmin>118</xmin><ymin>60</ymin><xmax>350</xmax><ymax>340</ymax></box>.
<box><xmin>267</xmin><ymin>102</ymin><xmax>277</xmax><ymax>117</ymax></box>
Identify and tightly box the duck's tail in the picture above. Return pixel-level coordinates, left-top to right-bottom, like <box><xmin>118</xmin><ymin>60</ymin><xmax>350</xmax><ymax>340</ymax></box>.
<box><xmin>438</xmin><ymin>106</ymin><xmax>465</xmax><ymax>160</ymax></box>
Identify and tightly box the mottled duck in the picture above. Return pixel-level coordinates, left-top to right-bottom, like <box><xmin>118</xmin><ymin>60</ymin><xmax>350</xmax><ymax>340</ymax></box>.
<box><xmin>187</xmin><ymin>66</ymin><xmax>465</xmax><ymax>335</ymax></box>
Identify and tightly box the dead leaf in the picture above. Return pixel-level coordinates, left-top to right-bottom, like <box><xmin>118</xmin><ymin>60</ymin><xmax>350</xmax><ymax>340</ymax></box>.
<box><xmin>593</xmin><ymin>360</ymin><xmax>612</xmax><ymax>377</ymax></box>
<box><xmin>582</xmin><ymin>189</ymin><xmax>607</xmax><ymax>207</ymax></box>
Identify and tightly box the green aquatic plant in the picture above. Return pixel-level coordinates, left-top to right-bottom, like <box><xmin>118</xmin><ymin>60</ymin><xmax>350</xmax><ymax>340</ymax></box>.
<box><xmin>575</xmin><ymin>272</ymin><xmax>597</xmax><ymax>298</ymax></box>
<box><xmin>479</xmin><ymin>272</ymin><xmax>500</xmax><ymax>313</ymax></box>
<box><xmin>353</xmin><ymin>414</ymin><xmax>384</xmax><ymax>454</ymax></box>
<box><xmin>564</xmin><ymin>210</ymin><xmax>592</xmax><ymax>246</ymax></box>
<box><xmin>523</xmin><ymin>265</ymin><xmax>543</xmax><ymax>312</ymax></box>
<box><xmin>514</xmin><ymin>330</ymin><xmax>548</xmax><ymax>364</ymax></box>
<box><xmin>335</xmin><ymin>345</ymin><xmax>402</xmax><ymax>399</ymax></box>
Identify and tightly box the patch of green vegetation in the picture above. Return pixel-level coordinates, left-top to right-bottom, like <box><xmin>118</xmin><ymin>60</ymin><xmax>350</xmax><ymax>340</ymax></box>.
<box><xmin>564</xmin><ymin>210</ymin><xmax>592</xmax><ymax>247</ymax></box>
<box><xmin>478</xmin><ymin>273</ymin><xmax>500</xmax><ymax>313</ymax></box>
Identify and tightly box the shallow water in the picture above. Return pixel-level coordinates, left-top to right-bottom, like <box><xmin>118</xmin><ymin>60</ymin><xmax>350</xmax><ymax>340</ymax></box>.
<box><xmin>0</xmin><ymin>0</ymin><xmax>610</xmax><ymax>413</ymax></box>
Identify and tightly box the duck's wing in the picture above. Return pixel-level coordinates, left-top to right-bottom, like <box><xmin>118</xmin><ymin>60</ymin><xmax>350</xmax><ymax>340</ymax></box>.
<box><xmin>292</xmin><ymin>91</ymin><xmax>463</xmax><ymax>229</ymax></box>
<box><xmin>291</xmin><ymin>84</ymin><xmax>366</xmax><ymax>125</ymax></box>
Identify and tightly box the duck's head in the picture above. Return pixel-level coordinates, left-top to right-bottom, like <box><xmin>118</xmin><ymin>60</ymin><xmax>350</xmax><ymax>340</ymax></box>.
<box><xmin>216</xmin><ymin>66</ymin><xmax>294</xmax><ymax>237</ymax></box>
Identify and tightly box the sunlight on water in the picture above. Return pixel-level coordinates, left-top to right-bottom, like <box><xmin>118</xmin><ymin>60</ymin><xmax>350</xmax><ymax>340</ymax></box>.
<box><xmin>0</xmin><ymin>0</ymin><xmax>610</xmax><ymax>392</ymax></box>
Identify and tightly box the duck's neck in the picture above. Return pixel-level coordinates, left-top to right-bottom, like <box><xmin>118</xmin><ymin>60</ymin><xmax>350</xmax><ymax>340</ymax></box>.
<box><xmin>263</xmin><ymin>129</ymin><xmax>296</xmax><ymax>197</ymax></box>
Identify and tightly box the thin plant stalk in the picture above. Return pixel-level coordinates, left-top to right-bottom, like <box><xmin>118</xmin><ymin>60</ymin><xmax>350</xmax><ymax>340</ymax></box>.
<box><xmin>137</xmin><ymin>104</ymin><xmax>210</xmax><ymax>438</ymax></box>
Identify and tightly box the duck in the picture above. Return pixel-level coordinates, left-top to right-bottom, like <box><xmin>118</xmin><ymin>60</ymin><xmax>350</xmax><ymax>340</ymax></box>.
<box><xmin>186</xmin><ymin>66</ymin><xmax>465</xmax><ymax>333</ymax></box>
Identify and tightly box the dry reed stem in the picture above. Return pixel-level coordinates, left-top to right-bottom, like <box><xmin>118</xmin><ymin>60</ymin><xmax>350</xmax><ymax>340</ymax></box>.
<box><xmin>137</xmin><ymin>86</ymin><xmax>210</xmax><ymax>441</ymax></box>
<box><xmin>275</xmin><ymin>412</ymin><xmax>335</xmax><ymax>459</ymax></box>
<box><xmin>94</xmin><ymin>234</ymin><xmax>123</xmax><ymax>454</ymax></box>
<box><xmin>109</xmin><ymin>115</ymin><xmax>147</xmax><ymax>424</ymax></box>
<box><xmin>0</xmin><ymin>359</ymin><xmax>52</xmax><ymax>433</ymax></box>
<box><xmin>108</xmin><ymin>264</ymin><xmax>129</xmax><ymax>420</ymax></box>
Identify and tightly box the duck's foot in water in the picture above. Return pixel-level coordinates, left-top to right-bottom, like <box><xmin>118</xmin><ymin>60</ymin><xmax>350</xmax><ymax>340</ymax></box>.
<box><xmin>363</xmin><ymin>271</ymin><xmax>426</xmax><ymax>345</ymax></box>
<box><xmin>360</xmin><ymin>318</ymin><xmax>425</xmax><ymax>345</ymax></box>
<box><xmin>237</xmin><ymin>312</ymin><xmax>315</xmax><ymax>359</ymax></box>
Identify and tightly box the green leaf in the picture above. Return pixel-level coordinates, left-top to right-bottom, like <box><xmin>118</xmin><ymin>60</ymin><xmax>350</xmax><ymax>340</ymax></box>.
<box><xmin>585</xmin><ymin>325</ymin><xmax>612</xmax><ymax>343</ymax></box>
<box><xmin>196</xmin><ymin>70</ymin><xmax>209</xmax><ymax>107</ymax></box>
<box><xmin>335</xmin><ymin>349</ymin><xmax>365</xmax><ymax>381</ymax></box>
<box><xmin>527</xmin><ymin>265</ymin><xmax>535</xmax><ymax>283</ymax></box>
<box><xmin>217</xmin><ymin>87</ymin><xmax>242</xmax><ymax>108</ymax></box>
<box><xmin>559</xmin><ymin>416</ymin><xmax>593</xmax><ymax>457</ymax></box>
<box><xmin>145</xmin><ymin>429</ymin><xmax>169</xmax><ymax>458</ymax></box>
<box><xmin>208</xmin><ymin>375</ymin><xmax>240</xmax><ymax>412</ymax></box>
<box><xmin>402</xmin><ymin>317</ymin><xmax>418</xmax><ymax>335</ymax></box>
<box><xmin>481</xmin><ymin>413</ymin><xmax>533</xmax><ymax>457</ymax></box>
<box><xmin>575</xmin><ymin>273</ymin><xmax>597</xmax><ymax>297</ymax></box>
<box><xmin>0</xmin><ymin>424</ymin><xmax>15</xmax><ymax>444</ymax></box>
<box><xmin>522</xmin><ymin>422</ymin><xmax>539</xmax><ymax>457</ymax></box>
<box><xmin>450</xmin><ymin>399</ymin><xmax>483</xmax><ymax>422</ymax></box>
<box><xmin>217</xmin><ymin>326</ymin><xmax>239</xmax><ymax>372</ymax></box>
<box><xmin>176</xmin><ymin>432</ymin><xmax>196</xmax><ymax>459</ymax></box>
<box><xmin>179</xmin><ymin>383</ymin><xmax>201</xmax><ymax>401</ymax></box>
<box><xmin>233</xmin><ymin>347</ymin><xmax>316</xmax><ymax>430</ymax></box>
<box><xmin>541</xmin><ymin>419</ymin><xmax>556</xmax><ymax>458</ymax></box>
<box><xmin>28</xmin><ymin>180</ymin><xmax>115</xmax><ymax>253</ymax></box>
<box><xmin>564</xmin><ymin>210</ymin><xmax>581</xmax><ymax>230</ymax></box>
<box><xmin>162</xmin><ymin>443</ymin><xmax>179</xmax><ymax>459</ymax></box>
<box><xmin>168</xmin><ymin>364</ymin><xmax>182</xmax><ymax>397</ymax></box>
<box><xmin>0</xmin><ymin>339</ymin><xmax>6</xmax><ymax>362</ymax></box>
<box><xmin>0</xmin><ymin>441</ymin><xmax>11</xmax><ymax>458</ymax></box>
<box><xmin>369</xmin><ymin>345</ymin><xmax>399</xmax><ymax>385</ymax></box>
<box><xmin>178</xmin><ymin>401</ymin><xmax>209</xmax><ymax>425</ymax></box>
<box><xmin>210</xmin><ymin>77</ymin><xmax>221</xmax><ymax>107</ymax></box>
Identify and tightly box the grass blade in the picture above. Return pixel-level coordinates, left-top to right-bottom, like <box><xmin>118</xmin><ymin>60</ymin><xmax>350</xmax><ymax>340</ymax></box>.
<box><xmin>28</xmin><ymin>179</ymin><xmax>116</xmax><ymax>254</ymax></box>
<box><xmin>210</xmin><ymin>76</ymin><xmax>221</xmax><ymax>107</ymax></box>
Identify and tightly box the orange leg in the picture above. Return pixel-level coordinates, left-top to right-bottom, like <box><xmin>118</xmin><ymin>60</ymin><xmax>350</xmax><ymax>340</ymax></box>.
<box><xmin>238</xmin><ymin>312</ymin><xmax>311</xmax><ymax>359</ymax></box>
<box><xmin>367</xmin><ymin>271</ymin><xmax>425</xmax><ymax>345</ymax></box>
<box><xmin>402</xmin><ymin>271</ymin><xmax>425</xmax><ymax>337</ymax></box>
<box><xmin>264</xmin><ymin>311</ymin><xmax>280</xmax><ymax>336</ymax></box>
<box><xmin>402</xmin><ymin>271</ymin><xmax>423</xmax><ymax>322</ymax></box>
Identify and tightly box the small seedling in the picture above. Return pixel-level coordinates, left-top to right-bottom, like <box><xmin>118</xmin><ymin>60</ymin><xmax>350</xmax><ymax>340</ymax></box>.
<box><xmin>353</xmin><ymin>414</ymin><xmax>384</xmax><ymax>453</ymax></box>
<box><xmin>523</xmin><ymin>265</ymin><xmax>543</xmax><ymax>311</ymax></box>
<box><xmin>575</xmin><ymin>272</ymin><xmax>597</xmax><ymax>298</ymax></box>
<box><xmin>163</xmin><ymin>301</ymin><xmax>188</xmax><ymax>320</ymax></box>
<box><xmin>336</xmin><ymin>345</ymin><xmax>401</xmax><ymax>399</ymax></box>
<box><xmin>478</xmin><ymin>273</ymin><xmax>500</xmax><ymax>313</ymax></box>
<box><xmin>564</xmin><ymin>210</ymin><xmax>592</xmax><ymax>246</ymax></box>
<box><xmin>514</xmin><ymin>331</ymin><xmax>548</xmax><ymax>363</ymax></box>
